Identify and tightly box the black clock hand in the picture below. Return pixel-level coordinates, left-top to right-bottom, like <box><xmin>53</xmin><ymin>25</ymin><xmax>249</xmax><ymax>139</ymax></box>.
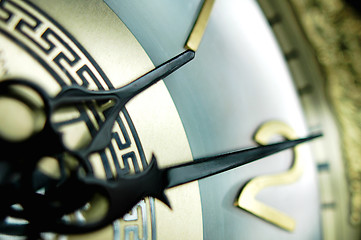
<box><xmin>0</xmin><ymin>50</ymin><xmax>195</xmax><ymax>173</ymax></box>
<box><xmin>0</xmin><ymin>50</ymin><xmax>195</xmax><ymax>229</ymax></box>
<box><xmin>164</xmin><ymin>133</ymin><xmax>321</xmax><ymax>188</ymax></box>
<box><xmin>24</xmin><ymin>133</ymin><xmax>321</xmax><ymax>234</ymax></box>
<box><xmin>52</xmin><ymin>50</ymin><xmax>195</xmax><ymax>163</ymax></box>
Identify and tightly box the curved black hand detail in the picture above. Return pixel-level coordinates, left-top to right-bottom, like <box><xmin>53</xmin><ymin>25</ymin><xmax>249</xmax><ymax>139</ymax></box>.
<box><xmin>0</xmin><ymin>50</ymin><xmax>195</xmax><ymax>172</ymax></box>
<box><xmin>4</xmin><ymin>134</ymin><xmax>320</xmax><ymax>235</ymax></box>
<box><xmin>0</xmin><ymin>50</ymin><xmax>194</xmax><ymax>236</ymax></box>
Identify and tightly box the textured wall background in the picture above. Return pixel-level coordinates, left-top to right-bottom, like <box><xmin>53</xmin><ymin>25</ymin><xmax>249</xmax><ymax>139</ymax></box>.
<box><xmin>290</xmin><ymin>0</ymin><xmax>361</xmax><ymax>225</ymax></box>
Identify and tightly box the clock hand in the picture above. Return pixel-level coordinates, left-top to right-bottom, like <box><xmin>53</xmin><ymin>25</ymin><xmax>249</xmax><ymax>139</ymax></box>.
<box><xmin>0</xmin><ymin>50</ymin><xmax>195</xmax><ymax>227</ymax></box>
<box><xmin>0</xmin><ymin>49</ymin><xmax>195</xmax><ymax>172</ymax></box>
<box><xmin>164</xmin><ymin>133</ymin><xmax>321</xmax><ymax>188</ymax></box>
<box><xmin>23</xmin><ymin>133</ymin><xmax>321</xmax><ymax>234</ymax></box>
<box><xmin>53</xmin><ymin>50</ymin><xmax>195</xmax><ymax>170</ymax></box>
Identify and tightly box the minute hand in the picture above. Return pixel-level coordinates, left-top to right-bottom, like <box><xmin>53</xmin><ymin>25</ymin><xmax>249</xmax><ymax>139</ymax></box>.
<box><xmin>36</xmin><ymin>133</ymin><xmax>321</xmax><ymax>234</ymax></box>
<box><xmin>165</xmin><ymin>133</ymin><xmax>321</xmax><ymax>188</ymax></box>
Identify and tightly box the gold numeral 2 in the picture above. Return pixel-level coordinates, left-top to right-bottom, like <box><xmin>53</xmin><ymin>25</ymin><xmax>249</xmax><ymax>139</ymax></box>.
<box><xmin>235</xmin><ymin>121</ymin><xmax>304</xmax><ymax>232</ymax></box>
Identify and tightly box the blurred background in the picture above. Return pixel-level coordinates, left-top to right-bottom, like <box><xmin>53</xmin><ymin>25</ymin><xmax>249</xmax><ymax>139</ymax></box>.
<box><xmin>290</xmin><ymin>0</ymin><xmax>361</xmax><ymax>225</ymax></box>
<box><xmin>257</xmin><ymin>0</ymin><xmax>361</xmax><ymax>239</ymax></box>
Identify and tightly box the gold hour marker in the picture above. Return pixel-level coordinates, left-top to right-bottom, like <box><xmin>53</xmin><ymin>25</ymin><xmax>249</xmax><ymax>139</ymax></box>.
<box><xmin>236</xmin><ymin>121</ymin><xmax>303</xmax><ymax>232</ymax></box>
<box><xmin>185</xmin><ymin>0</ymin><xmax>215</xmax><ymax>51</ymax></box>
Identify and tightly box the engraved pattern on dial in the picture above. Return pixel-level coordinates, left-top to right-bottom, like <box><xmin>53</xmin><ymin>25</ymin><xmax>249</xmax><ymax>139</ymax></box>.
<box><xmin>0</xmin><ymin>0</ymin><xmax>158</xmax><ymax>239</ymax></box>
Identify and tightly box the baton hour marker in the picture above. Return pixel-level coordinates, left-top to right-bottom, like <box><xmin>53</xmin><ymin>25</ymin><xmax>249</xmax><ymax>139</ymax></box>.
<box><xmin>185</xmin><ymin>0</ymin><xmax>215</xmax><ymax>51</ymax></box>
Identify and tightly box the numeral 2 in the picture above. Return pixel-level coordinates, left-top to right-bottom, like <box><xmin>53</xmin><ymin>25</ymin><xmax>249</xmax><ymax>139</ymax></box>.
<box><xmin>236</xmin><ymin>121</ymin><xmax>304</xmax><ymax>231</ymax></box>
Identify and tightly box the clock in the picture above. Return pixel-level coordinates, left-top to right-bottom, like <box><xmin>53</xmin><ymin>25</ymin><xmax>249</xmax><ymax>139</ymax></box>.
<box><xmin>0</xmin><ymin>0</ymin><xmax>339</xmax><ymax>239</ymax></box>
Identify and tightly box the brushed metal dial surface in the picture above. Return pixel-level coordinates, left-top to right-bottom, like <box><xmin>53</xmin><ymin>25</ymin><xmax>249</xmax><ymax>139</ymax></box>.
<box><xmin>105</xmin><ymin>0</ymin><xmax>322</xmax><ymax>239</ymax></box>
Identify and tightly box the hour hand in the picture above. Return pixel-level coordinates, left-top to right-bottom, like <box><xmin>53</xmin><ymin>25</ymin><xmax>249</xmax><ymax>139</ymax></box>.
<box><xmin>0</xmin><ymin>50</ymin><xmax>195</xmax><ymax>166</ymax></box>
<box><xmin>43</xmin><ymin>133</ymin><xmax>321</xmax><ymax>234</ymax></box>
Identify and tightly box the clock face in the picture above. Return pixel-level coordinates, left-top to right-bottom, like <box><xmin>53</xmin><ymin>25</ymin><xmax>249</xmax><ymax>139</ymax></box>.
<box><xmin>105</xmin><ymin>0</ymin><xmax>322</xmax><ymax>239</ymax></box>
<box><xmin>0</xmin><ymin>0</ymin><xmax>324</xmax><ymax>239</ymax></box>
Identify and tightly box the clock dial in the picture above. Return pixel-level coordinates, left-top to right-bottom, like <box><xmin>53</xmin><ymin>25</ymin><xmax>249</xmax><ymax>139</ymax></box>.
<box><xmin>0</xmin><ymin>0</ymin><xmax>326</xmax><ymax>239</ymax></box>
<box><xmin>106</xmin><ymin>0</ymin><xmax>322</xmax><ymax>239</ymax></box>
<box><xmin>0</xmin><ymin>0</ymin><xmax>202</xmax><ymax>239</ymax></box>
